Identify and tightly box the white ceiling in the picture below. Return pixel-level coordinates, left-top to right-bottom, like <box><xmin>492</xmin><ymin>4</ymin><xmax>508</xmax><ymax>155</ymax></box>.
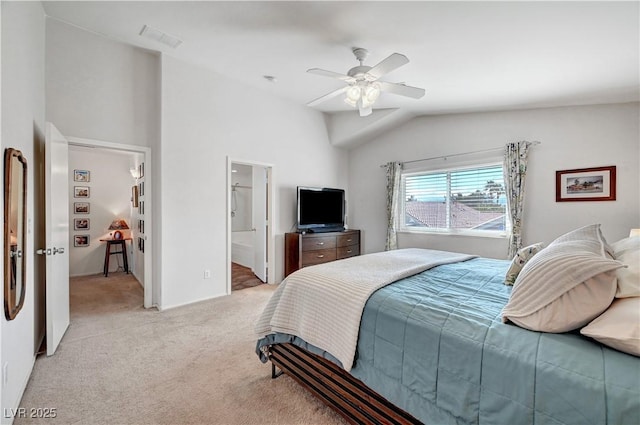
<box><xmin>42</xmin><ymin>1</ymin><xmax>639</xmax><ymax>118</ymax></box>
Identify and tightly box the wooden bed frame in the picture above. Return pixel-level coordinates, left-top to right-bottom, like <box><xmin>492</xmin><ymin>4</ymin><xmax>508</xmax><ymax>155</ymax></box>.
<box><xmin>268</xmin><ymin>343</ymin><xmax>422</xmax><ymax>424</ymax></box>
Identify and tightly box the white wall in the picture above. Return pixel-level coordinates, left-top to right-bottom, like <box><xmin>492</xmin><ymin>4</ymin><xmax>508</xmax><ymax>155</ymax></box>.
<box><xmin>349</xmin><ymin>103</ymin><xmax>640</xmax><ymax>258</ymax></box>
<box><xmin>160</xmin><ymin>55</ymin><xmax>348</xmax><ymax>309</ymax></box>
<box><xmin>68</xmin><ymin>147</ymin><xmax>138</xmax><ymax>277</ymax></box>
<box><xmin>45</xmin><ymin>18</ymin><xmax>160</xmax><ymax>303</ymax></box>
<box><xmin>45</xmin><ymin>18</ymin><xmax>159</xmax><ymax>148</ymax></box>
<box><xmin>0</xmin><ymin>1</ymin><xmax>45</xmax><ymax>421</ymax></box>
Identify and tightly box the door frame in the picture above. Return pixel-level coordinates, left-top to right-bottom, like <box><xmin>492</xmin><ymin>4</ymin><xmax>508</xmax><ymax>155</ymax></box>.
<box><xmin>67</xmin><ymin>136</ymin><xmax>154</xmax><ymax>308</ymax></box>
<box><xmin>226</xmin><ymin>156</ymin><xmax>275</xmax><ymax>294</ymax></box>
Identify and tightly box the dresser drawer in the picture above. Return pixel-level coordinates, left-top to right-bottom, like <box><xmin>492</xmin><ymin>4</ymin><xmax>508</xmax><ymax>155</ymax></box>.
<box><xmin>337</xmin><ymin>232</ymin><xmax>359</xmax><ymax>247</ymax></box>
<box><xmin>285</xmin><ymin>230</ymin><xmax>361</xmax><ymax>277</ymax></box>
<box><xmin>302</xmin><ymin>248</ymin><xmax>337</xmax><ymax>266</ymax></box>
<box><xmin>337</xmin><ymin>245</ymin><xmax>360</xmax><ymax>259</ymax></box>
<box><xmin>302</xmin><ymin>236</ymin><xmax>336</xmax><ymax>251</ymax></box>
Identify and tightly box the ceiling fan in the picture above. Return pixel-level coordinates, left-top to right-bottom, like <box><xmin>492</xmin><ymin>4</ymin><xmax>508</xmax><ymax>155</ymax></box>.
<box><xmin>307</xmin><ymin>47</ymin><xmax>425</xmax><ymax>117</ymax></box>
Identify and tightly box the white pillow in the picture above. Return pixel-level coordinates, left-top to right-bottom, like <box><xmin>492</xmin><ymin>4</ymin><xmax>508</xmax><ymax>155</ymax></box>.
<box><xmin>611</xmin><ymin>236</ymin><xmax>640</xmax><ymax>298</ymax></box>
<box><xmin>552</xmin><ymin>224</ymin><xmax>614</xmax><ymax>257</ymax></box>
<box><xmin>502</xmin><ymin>224</ymin><xmax>624</xmax><ymax>333</ymax></box>
<box><xmin>504</xmin><ymin>243</ymin><xmax>544</xmax><ymax>285</ymax></box>
<box><xmin>581</xmin><ymin>297</ymin><xmax>640</xmax><ymax>357</ymax></box>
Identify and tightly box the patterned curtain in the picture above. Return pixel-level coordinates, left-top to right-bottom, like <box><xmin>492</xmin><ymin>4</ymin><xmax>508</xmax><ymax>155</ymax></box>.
<box><xmin>503</xmin><ymin>141</ymin><xmax>532</xmax><ymax>259</ymax></box>
<box><xmin>385</xmin><ymin>161</ymin><xmax>403</xmax><ymax>251</ymax></box>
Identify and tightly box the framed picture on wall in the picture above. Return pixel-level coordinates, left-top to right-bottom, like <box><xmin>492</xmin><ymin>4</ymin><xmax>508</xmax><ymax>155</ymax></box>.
<box><xmin>556</xmin><ymin>166</ymin><xmax>616</xmax><ymax>202</ymax></box>
<box><xmin>132</xmin><ymin>185</ymin><xmax>139</xmax><ymax>207</ymax></box>
<box><xmin>74</xmin><ymin>202</ymin><xmax>90</xmax><ymax>214</ymax></box>
<box><xmin>74</xmin><ymin>218</ymin><xmax>90</xmax><ymax>230</ymax></box>
<box><xmin>139</xmin><ymin>163</ymin><xmax>144</xmax><ymax>179</ymax></box>
<box><xmin>74</xmin><ymin>235</ymin><xmax>89</xmax><ymax>247</ymax></box>
<box><xmin>74</xmin><ymin>169</ymin><xmax>90</xmax><ymax>182</ymax></box>
<box><xmin>139</xmin><ymin>181</ymin><xmax>144</xmax><ymax>196</ymax></box>
<box><xmin>74</xmin><ymin>186</ymin><xmax>90</xmax><ymax>198</ymax></box>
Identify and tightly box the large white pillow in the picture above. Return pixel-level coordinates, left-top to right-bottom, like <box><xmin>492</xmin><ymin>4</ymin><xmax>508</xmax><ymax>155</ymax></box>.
<box><xmin>581</xmin><ymin>297</ymin><xmax>640</xmax><ymax>357</ymax></box>
<box><xmin>610</xmin><ymin>236</ymin><xmax>640</xmax><ymax>298</ymax></box>
<box><xmin>502</xmin><ymin>224</ymin><xmax>624</xmax><ymax>333</ymax></box>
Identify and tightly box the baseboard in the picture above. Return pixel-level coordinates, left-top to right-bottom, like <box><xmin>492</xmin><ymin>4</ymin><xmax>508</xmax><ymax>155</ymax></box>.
<box><xmin>157</xmin><ymin>292</ymin><xmax>227</xmax><ymax>312</ymax></box>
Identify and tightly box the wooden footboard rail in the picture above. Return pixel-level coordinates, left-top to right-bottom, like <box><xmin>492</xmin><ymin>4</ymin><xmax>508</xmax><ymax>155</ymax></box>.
<box><xmin>268</xmin><ymin>343</ymin><xmax>422</xmax><ymax>425</ymax></box>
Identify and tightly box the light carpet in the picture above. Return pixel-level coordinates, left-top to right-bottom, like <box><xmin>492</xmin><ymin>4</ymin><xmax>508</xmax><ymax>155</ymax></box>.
<box><xmin>17</xmin><ymin>273</ymin><xmax>345</xmax><ymax>425</ymax></box>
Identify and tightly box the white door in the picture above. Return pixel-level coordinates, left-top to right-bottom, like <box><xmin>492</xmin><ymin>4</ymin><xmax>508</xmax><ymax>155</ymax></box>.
<box><xmin>43</xmin><ymin>123</ymin><xmax>70</xmax><ymax>356</ymax></box>
<box><xmin>252</xmin><ymin>167</ymin><xmax>267</xmax><ymax>282</ymax></box>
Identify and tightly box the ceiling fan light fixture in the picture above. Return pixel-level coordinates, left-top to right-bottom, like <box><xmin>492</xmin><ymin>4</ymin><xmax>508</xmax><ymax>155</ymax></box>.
<box><xmin>362</xmin><ymin>83</ymin><xmax>381</xmax><ymax>106</ymax></box>
<box><xmin>346</xmin><ymin>85</ymin><xmax>361</xmax><ymax>101</ymax></box>
<box><xmin>344</xmin><ymin>97</ymin><xmax>358</xmax><ymax>107</ymax></box>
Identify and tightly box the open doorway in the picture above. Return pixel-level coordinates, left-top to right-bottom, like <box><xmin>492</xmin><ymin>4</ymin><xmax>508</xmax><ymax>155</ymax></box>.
<box><xmin>35</xmin><ymin>127</ymin><xmax>154</xmax><ymax>356</ymax></box>
<box><xmin>227</xmin><ymin>158</ymin><xmax>274</xmax><ymax>293</ymax></box>
<box><xmin>66</xmin><ymin>137</ymin><xmax>153</xmax><ymax>308</ymax></box>
<box><xmin>66</xmin><ymin>145</ymin><xmax>145</xmax><ymax>320</ymax></box>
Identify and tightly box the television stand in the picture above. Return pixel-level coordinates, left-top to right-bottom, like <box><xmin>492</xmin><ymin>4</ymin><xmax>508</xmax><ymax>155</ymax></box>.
<box><xmin>284</xmin><ymin>229</ymin><xmax>360</xmax><ymax>277</ymax></box>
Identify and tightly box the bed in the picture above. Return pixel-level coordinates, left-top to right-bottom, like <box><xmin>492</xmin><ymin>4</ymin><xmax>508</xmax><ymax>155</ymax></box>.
<box><xmin>256</xmin><ymin>242</ymin><xmax>640</xmax><ymax>424</ymax></box>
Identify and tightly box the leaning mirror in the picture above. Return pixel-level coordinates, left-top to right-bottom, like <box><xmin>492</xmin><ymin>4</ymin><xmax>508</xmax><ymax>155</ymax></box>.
<box><xmin>4</xmin><ymin>148</ymin><xmax>27</xmax><ymax>320</ymax></box>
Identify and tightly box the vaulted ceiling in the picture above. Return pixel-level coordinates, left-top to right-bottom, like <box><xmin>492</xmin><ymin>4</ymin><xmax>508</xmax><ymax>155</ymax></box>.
<box><xmin>42</xmin><ymin>1</ymin><xmax>639</xmax><ymax>147</ymax></box>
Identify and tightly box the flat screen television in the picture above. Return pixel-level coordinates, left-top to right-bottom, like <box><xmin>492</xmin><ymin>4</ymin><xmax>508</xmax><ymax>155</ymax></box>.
<box><xmin>297</xmin><ymin>186</ymin><xmax>345</xmax><ymax>232</ymax></box>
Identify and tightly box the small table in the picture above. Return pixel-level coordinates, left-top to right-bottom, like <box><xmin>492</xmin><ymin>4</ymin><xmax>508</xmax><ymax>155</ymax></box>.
<box><xmin>100</xmin><ymin>238</ymin><xmax>131</xmax><ymax>277</ymax></box>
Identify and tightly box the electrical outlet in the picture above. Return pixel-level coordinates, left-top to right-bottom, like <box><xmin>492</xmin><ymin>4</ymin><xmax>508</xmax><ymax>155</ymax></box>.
<box><xmin>204</xmin><ymin>270</ymin><xmax>211</xmax><ymax>279</ymax></box>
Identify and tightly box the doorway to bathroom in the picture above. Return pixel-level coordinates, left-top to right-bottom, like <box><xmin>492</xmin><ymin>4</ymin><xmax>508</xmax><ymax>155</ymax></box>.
<box><xmin>227</xmin><ymin>158</ymin><xmax>274</xmax><ymax>292</ymax></box>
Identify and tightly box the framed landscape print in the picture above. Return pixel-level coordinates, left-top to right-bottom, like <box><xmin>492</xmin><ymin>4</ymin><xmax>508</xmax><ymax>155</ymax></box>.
<box><xmin>74</xmin><ymin>218</ymin><xmax>90</xmax><ymax>230</ymax></box>
<box><xmin>74</xmin><ymin>169</ymin><xmax>90</xmax><ymax>182</ymax></box>
<box><xmin>74</xmin><ymin>202</ymin><xmax>90</xmax><ymax>214</ymax></box>
<box><xmin>556</xmin><ymin>166</ymin><xmax>616</xmax><ymax>202</ymax></box>
<box><xmin>74</xmin><ymin>235</ymin><xmax>90</xmax><ymax>247</ymax></box>
<box><xmin>74</xmin><ymin>186</ymin><xmax>90</xmax><ymax>198</ymax></box>
<box><xmin>132</xmin><ymin>185</ymin><xmax>139</xmax><ymax>207</ymax></box>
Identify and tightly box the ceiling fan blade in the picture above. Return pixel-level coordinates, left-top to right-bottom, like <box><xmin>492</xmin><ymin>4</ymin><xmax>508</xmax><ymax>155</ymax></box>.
<box><xmin>379</xmin><ymin>81</ymin><xmax>425</xmax><ymax>99</ymax></box>
<box><xmin>358</xmin><ymin>104</ymin><xmax>372</xmax><ymax>117</ymax></box>
<box><xmin>366</xmin><ymin>53</ymin><xmax>409</xmax><ymax>80</ymax></box>
<box><xmin>307</xmin><ymin>68</ymin><xmax>355</xmax><ymax>83</ymax></box>
<box><xmin>307</xmin><ymin>86</ymin><xmax>349</xmax><ymax>107</ymax></box>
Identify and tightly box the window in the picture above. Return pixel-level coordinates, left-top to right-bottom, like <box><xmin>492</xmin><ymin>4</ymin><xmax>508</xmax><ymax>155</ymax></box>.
<box><xmin>400</xmin><ymin>163</ymin><xmax>507</xmax><ymax>236</ymax></box>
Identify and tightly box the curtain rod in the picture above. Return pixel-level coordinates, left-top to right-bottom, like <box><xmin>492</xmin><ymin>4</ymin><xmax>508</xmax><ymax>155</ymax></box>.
<box><xmin>380</xmin><ymin>141</ymin><xmax>540</xmax><ymax>168</ymax></box>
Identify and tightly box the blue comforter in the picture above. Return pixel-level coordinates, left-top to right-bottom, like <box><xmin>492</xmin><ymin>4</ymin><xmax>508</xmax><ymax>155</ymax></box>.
<box><xmin>351</xmin><ymin>257</ymin><xmax>640</xmax><ymax>425</ymax></box>
<box><xmin>257</xmin><ymin>257</ymin><xmax>640</xmax><ymax>424</ymax></box>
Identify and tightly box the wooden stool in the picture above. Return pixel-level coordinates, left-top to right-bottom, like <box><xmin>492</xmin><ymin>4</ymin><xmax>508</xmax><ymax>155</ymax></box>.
<box><xmin>100</xmin><ymin>239</ymin><xmax>130</xmax><ymax>277</ymax></box>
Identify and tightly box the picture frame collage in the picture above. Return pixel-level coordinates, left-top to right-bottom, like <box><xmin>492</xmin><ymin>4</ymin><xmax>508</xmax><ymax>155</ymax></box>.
<box><xmin>137</xmin><ymin>162</ymin><xmax>145</xmax><ymax>253</ymax></box>
<box><xmin>73</xmin><ymin>169</ymin><xmax>91</xmax><ymax>247</ymax></box>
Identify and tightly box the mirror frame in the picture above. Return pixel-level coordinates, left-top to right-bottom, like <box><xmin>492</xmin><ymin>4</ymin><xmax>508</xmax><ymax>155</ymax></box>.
<box><xmin>4</xmin><ymin>148</ymin><xmax>27</xmax><ymax>320</ymax></box>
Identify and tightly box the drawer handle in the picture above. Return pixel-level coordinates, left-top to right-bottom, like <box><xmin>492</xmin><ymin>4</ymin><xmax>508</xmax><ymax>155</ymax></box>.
<box><xmin>346</xmin><ymin>239</ymin><xmax>352</xmax><ymax>242</ymax></box>
<box><xmin>346</xmin><ymin>250</ymin><xmax>352</xmax><ymax>253</ymax></box>
<box><xmin>317</xmin><ymin>254</ymin><xmax>324</xmax><ymax>258</ymax></box>
<box><xmin>316</xmin><ymin>242</ymin><xmax>325</xmax><ymax>246</ymax></box>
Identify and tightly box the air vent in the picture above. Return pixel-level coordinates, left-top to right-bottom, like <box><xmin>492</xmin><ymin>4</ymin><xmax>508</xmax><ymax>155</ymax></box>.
<box><xmin>139</xmin><ymin>25</ymin><xmax>182</xmax><ymax>49</ymax></box>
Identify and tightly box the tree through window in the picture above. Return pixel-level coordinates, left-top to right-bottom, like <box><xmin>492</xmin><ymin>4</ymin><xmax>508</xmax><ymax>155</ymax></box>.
<box><xmin>401</xmin><ymin>164</ymin><xmax>506</xmax><ymax>233</ymax></box>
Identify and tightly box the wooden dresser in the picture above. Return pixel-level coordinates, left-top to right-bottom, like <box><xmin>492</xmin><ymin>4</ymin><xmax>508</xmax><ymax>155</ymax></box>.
<box><xmin>284</xmin><ymin>229</ymin><xmax>360</xmax><ymax>277</ymax></box>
